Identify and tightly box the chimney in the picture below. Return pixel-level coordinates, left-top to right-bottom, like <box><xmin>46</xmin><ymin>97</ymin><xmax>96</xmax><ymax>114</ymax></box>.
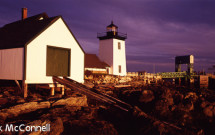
<box><xmin>22</xmin><ymin>8</ymin><xmax>27</xmax><ymax>20</ymax></box>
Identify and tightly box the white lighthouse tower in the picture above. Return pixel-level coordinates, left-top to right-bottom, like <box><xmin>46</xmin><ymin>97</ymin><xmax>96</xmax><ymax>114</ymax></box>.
<box><xmin>97</xmin><ymin>21</ymin><xmax>127</xmax><ymax>76</ymax></box>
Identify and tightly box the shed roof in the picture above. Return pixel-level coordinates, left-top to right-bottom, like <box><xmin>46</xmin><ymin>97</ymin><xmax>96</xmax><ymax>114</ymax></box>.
<box><xmin>85</xmin><ymin>54</ymin><xmax>110</xmax><ymax>69</ymax></box>
<box><xmin>0</xmin><ymin>12</ymin><xmax>85</xmax><ymax>53</ymax></box>
<box><xmin>0</xmin><ymin>13</ymin><xmax>59</xmax><ymax>49</ymax></box>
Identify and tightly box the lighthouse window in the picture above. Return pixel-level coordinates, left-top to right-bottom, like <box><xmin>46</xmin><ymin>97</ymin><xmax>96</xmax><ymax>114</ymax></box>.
<box><xmin>119</xmin><ymin>65</ymin><xmax>121</xmax><ymax>73</ymax></box>
<box><xmin>118</xmin><ymin>42</ymin><xmax>121</xmax><ymax>50</ymax></box>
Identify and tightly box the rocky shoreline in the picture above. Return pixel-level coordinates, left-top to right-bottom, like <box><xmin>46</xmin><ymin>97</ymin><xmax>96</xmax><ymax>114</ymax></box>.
<box><xmin>0</xmin><ymin>81</ymin><xmax>215</xmax><ymax>134</ymax></box>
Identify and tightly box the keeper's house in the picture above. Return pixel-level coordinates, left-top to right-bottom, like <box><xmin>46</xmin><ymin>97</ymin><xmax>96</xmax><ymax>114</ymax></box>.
<box><xmin>85</xmin><ymin>53</ymin><xmax>110</xmax><ymax>74</ymax></box>
<box><xmin>0</xmin><ymin>9</ymin><xmax>85</xmax><ymax>90</ymax></box>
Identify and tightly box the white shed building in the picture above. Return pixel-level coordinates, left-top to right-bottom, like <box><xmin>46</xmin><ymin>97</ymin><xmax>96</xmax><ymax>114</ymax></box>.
<box><xmin>0</xmin><ymin>9</ymin><xmax>85</xmax><ymax>96</ymax></box>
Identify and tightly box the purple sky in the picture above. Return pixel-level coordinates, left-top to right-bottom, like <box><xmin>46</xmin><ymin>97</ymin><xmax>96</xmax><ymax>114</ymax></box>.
<box><xmin>0</xmin><ymin>0</ymin><xmax>215</xmax><ymax>73</ymax></box>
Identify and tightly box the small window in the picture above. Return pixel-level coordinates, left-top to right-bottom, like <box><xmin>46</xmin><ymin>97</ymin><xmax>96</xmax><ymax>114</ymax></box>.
<box><xmin>118</xmin><ymin>42</ymin><xmax>121</xmax><ymax>50</ymax></box>
<box><xmin>119</xmin><ymin>65</ymin><xmax>121</xmax><ymax>73</ymax></box>
<box><xmin>39</xmin><ymin>17</ymin><xmax>44</xmax><ymax>20</ymax></box>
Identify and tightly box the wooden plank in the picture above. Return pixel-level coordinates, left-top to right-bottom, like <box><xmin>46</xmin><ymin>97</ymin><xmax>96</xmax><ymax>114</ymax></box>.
<box><xmin>60</xmin><ymin>77</ymin><xmax>132</xmax><ymax>111</ymax></box>
<box><xmin>53</xmin><ymin>77</ymin><xmax>116</xmax><ymax>104</ymax></box>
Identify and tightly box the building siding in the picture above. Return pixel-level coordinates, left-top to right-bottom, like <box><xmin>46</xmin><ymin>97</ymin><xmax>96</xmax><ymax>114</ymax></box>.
<box><xmin>0</xmin><ymin>48</ymin><xmax>24</xmax><ymax>80</ymax></box>
<box><xmin>113</xmin><ymin>39</ymin><xmax>126</xmax><ymax>76</ymax></box>
<box><xmin>25</xmin><ymin>18</ymin><xmax>84</xmax><ymax>84</ymax></box>
<box><xmin>99</xmin><ymin>39</ymin><xmax>113</xmax><ymax>74</ymax></box>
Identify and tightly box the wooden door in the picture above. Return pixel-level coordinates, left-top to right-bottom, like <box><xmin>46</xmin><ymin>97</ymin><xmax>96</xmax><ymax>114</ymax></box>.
<box><xmin>46</xmin><ymin>46</ymin><xmax>70</xmax><ymax>76</ymax></box>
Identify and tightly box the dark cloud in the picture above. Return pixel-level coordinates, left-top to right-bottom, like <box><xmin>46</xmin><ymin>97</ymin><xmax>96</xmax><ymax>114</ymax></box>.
<box><xmin>0</xmin><ymin>0</ymin><xmax>215</xmax><ymax>72</ymax></box>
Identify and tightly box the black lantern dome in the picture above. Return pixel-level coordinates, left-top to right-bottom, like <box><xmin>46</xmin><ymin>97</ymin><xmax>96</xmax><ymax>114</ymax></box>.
<box><xmin>97</xmin><ymin>21</ymin><xmax>127</xmax><ymax>40</ymax></box>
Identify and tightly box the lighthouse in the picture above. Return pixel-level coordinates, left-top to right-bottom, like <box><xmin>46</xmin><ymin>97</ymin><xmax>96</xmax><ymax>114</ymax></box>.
<box><xmin>97</xmin><ymin>21</ymin><xmax>127</xmax><ymax>76</ymax></box>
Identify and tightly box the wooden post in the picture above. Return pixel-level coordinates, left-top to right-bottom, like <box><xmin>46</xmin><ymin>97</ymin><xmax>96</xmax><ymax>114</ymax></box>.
<box><xmin>61</xmin><ymin>86</ymin><xmax>65</xmax><ymax>96</ymax></box>
<box><xmin>50</xmin><ymin>87</ymin><xmax>55</xmax><ymax>96</ymax></box>
<box><xmin>14</xmin><ymin>80</ymin><xmax>22</xmax><ymax>94</ymax></box>
<box><xmin>22</xmin><ymin>80</ymin><xmax>28</xmax><ymax>98</ymax></box>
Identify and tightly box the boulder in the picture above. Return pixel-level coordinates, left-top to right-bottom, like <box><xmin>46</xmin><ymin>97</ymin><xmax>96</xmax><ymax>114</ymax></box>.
<box><xmin>155</xmin><ymin>100</ymin><xmax>171</xmax><ymax>117</ymax></box>
<box><xmin>203</xmin><ymin>105</ymin><xmax>213</xmax><ymax>117</ymax></box>
<box><xmin>185</xmin><ymin>92</ymin><xmax>198</xmax><ymax>103</ymax></box>
<box><xmin>161</xmin><ymin>89</ymin><xmax>174</xmax><ymax>106</ymax></box>
<box><xmin>52</xmin><ymin>95</ymin><xmax>88</xmax><ymax>107</ymax></box>
<box><xmin>212</xmin><ymin>106</ymin><xmax>215</xmax><ymax>116</ymax></box>
<box><xmin>153</xmin><ymin>121</ymin><xmax>167</xmax><ymax>134</ymax></box>
<box><xmin>139</xmin><ymin>90</ymin><xmax>154</xmax><ymax>103</ymax></box>
<box><xmin>180</xmin><ymin>113</ymin><xmax>193</xmax><ymax>126</ymax></box>
<box><xmin>18</xmin><ymin>119</ymin><xmax>50</xmax><ymax>135</ymax></box>
<box><xmin>49</xmin><ymin>117</ymin><xmax>64</xmax><ymax>135</ymax></box>
<box><xmin>44</xmin><ymin>106</ymin><xmax>82</xmax><ymax>123</ymax></box>
<box><xmin>0</xmin><ymin>98</ymin><xmax>8</xmax><ymax>106</ymax></box>
<box><xmin>201</xmin><ymin>101</ymin><xmax>209</xmax><ymax>108</ymax></box>
<box><xmin>0</xmin><ymin>101</ymin><xmax>50</xmax><ymax>121</ymax></box>
<box><xmin>67</xmin><ymin>120</ymin><xmax>118</xmax><ymax>135</ymax></box>
<box><xmin>182</xmin><ymin>98</ymin><xmax>194</xmax><ymax>112</ymax></box>
<box><xmin>173</xmin><ymin>92</ymin><xmax>183</xmax><ymax>105</ymax></box>
<box><xmin>3</xmin><ymin>91</ymin><xmax>10</xmax><ymax>97</ymax></box>
<box><xmin>18</xmin><ymin>118</ymin><xmax>63</xmax><ymax>135</ymax></box>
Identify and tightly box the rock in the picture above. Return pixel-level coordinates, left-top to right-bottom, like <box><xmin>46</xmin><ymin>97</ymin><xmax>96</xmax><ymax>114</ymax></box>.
<box><xmin>3</xmin><ymin>91</ymin><xmax>10</xmax><ymax>97</ymax></box>
<box><xmin>155</xmin><ymin>100</ymin><xmax>171</xmax><ymax>117</ymax></box>
<box><xmin>44</xmin><ymin>106</ymin><xmax>82</xmax><ymax>123</ymax></box>
<box><xmin>52</xmin><ymin>95</ymin><xmax>88</xmax><ymax>107</ymax></box>
<box><xmin>139</xmin><ymin>90</ymin><xmax>154</xmax><ymax>103</ymax></box>
<box><xmin>153</xmin><ymin>121</ymin><xmax>167</xmax><ymax>134</ymax></box>
<box><xmin>181</xmin><ymin>113</ymin><xmax>193</xmax><ymax>126</ymax></box>
<box><xmin>201</xmin><ymin>101</ymin><xmax>209</xmax><ymax>108</ymax></box>
<box><xmin>182</xmin><ymin>98</ymin><xmax>194</xmax><ymax>112</ymax></box>
<box><xmin>7</xmin><ymin>89</ymin><xmax>16</xmax><ymax>94</ymax></box>
<box><xmin>16</xmin><ymin>98</ymin><xmax>26</xmax><ymax>104</ymax></box>
<box><xmin>203</xmin><ymin>105</ymin><xmax>213</xmax><ymax>117</ymax></box>
<box><xmin>65</xmin><ymin>106</ymin><xmax>82</xmax><ymax>113</ymax></box>
<box><xmin>173</xmin><ymin>92</ymin><xmax>183</xmax><ymax>105</ymax></box>
<box><xmin>91</xmin><ymin>121</ymin><xmax>118</xmax><ymax>135</ymax></box>
<box><xmin>212</xmin><ymin>106</ymin><xmax>215</xmax><ymax>116</ymax></box>
<box><xmin>67</xmin><ymin>120</ymin><xmax>118</xmax><ymax>135</ymax></box>
<box><xmin>49</xmin><ymin>117</ymin><xmax>64</xmax><ymax>135</ymax></box>
<box><xmin>161</xmin><ymin>89</ymin><xmax>174</xmax><ymax>106</ymax></box>
<box><xmin>154</xmin><ymin>89</ymin><xmax>175</xmax><ymax>117</ymax></box>
<box><xmin>76</xmin><ymin>107</ymin><xmax>97</xmax><ymax>120</ymax></box>
<box><xmin>54</xmin><ymin>93</ymin><xmax>63</xmax><ymax>99</ymax></box>
<box><xmin>18</xmin><ymin>118</ymin><xmax>63</xmax><ymax>135</ymax></box>
<box><xmin>0</xmin><ymin>101</ymin><xmax>50</xmax><ymax>121</ymax></box>
<box><xmin>0</xmin><ymin>98</ymin><xmax>8</xmax><ymax>106</ymax></box>
<box><xmin>9</xmin><ymin>96</ymin><xmax>17</xmax><ymax>101</ymax></box>
<box><xmin>121</xmin><ymin>90</ymin><xmax>142</xmax><ymax>102</ymax></box>
<box><xmin>184</xmin><ymin>102</ymin><xmax>194</xmax><ymax>112</ymax></box>
<box><xmin>18</xmin><ymin>119</ymin><xmax>51</xmax><ymax>135</ymax></box>
<box><xmin>185</xmin><ymin>92</ymin><xmax>198</xmax><ymax>103</ymax></box>
<box><xmin>105</xmin><ymin>91</ymin><xmax>114</xmax><ymax>95</ymax></box>
<box><xmin>29</xmin><ymin>93</ymin><xmax>43</xmax><ymax>102</ymax></box>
